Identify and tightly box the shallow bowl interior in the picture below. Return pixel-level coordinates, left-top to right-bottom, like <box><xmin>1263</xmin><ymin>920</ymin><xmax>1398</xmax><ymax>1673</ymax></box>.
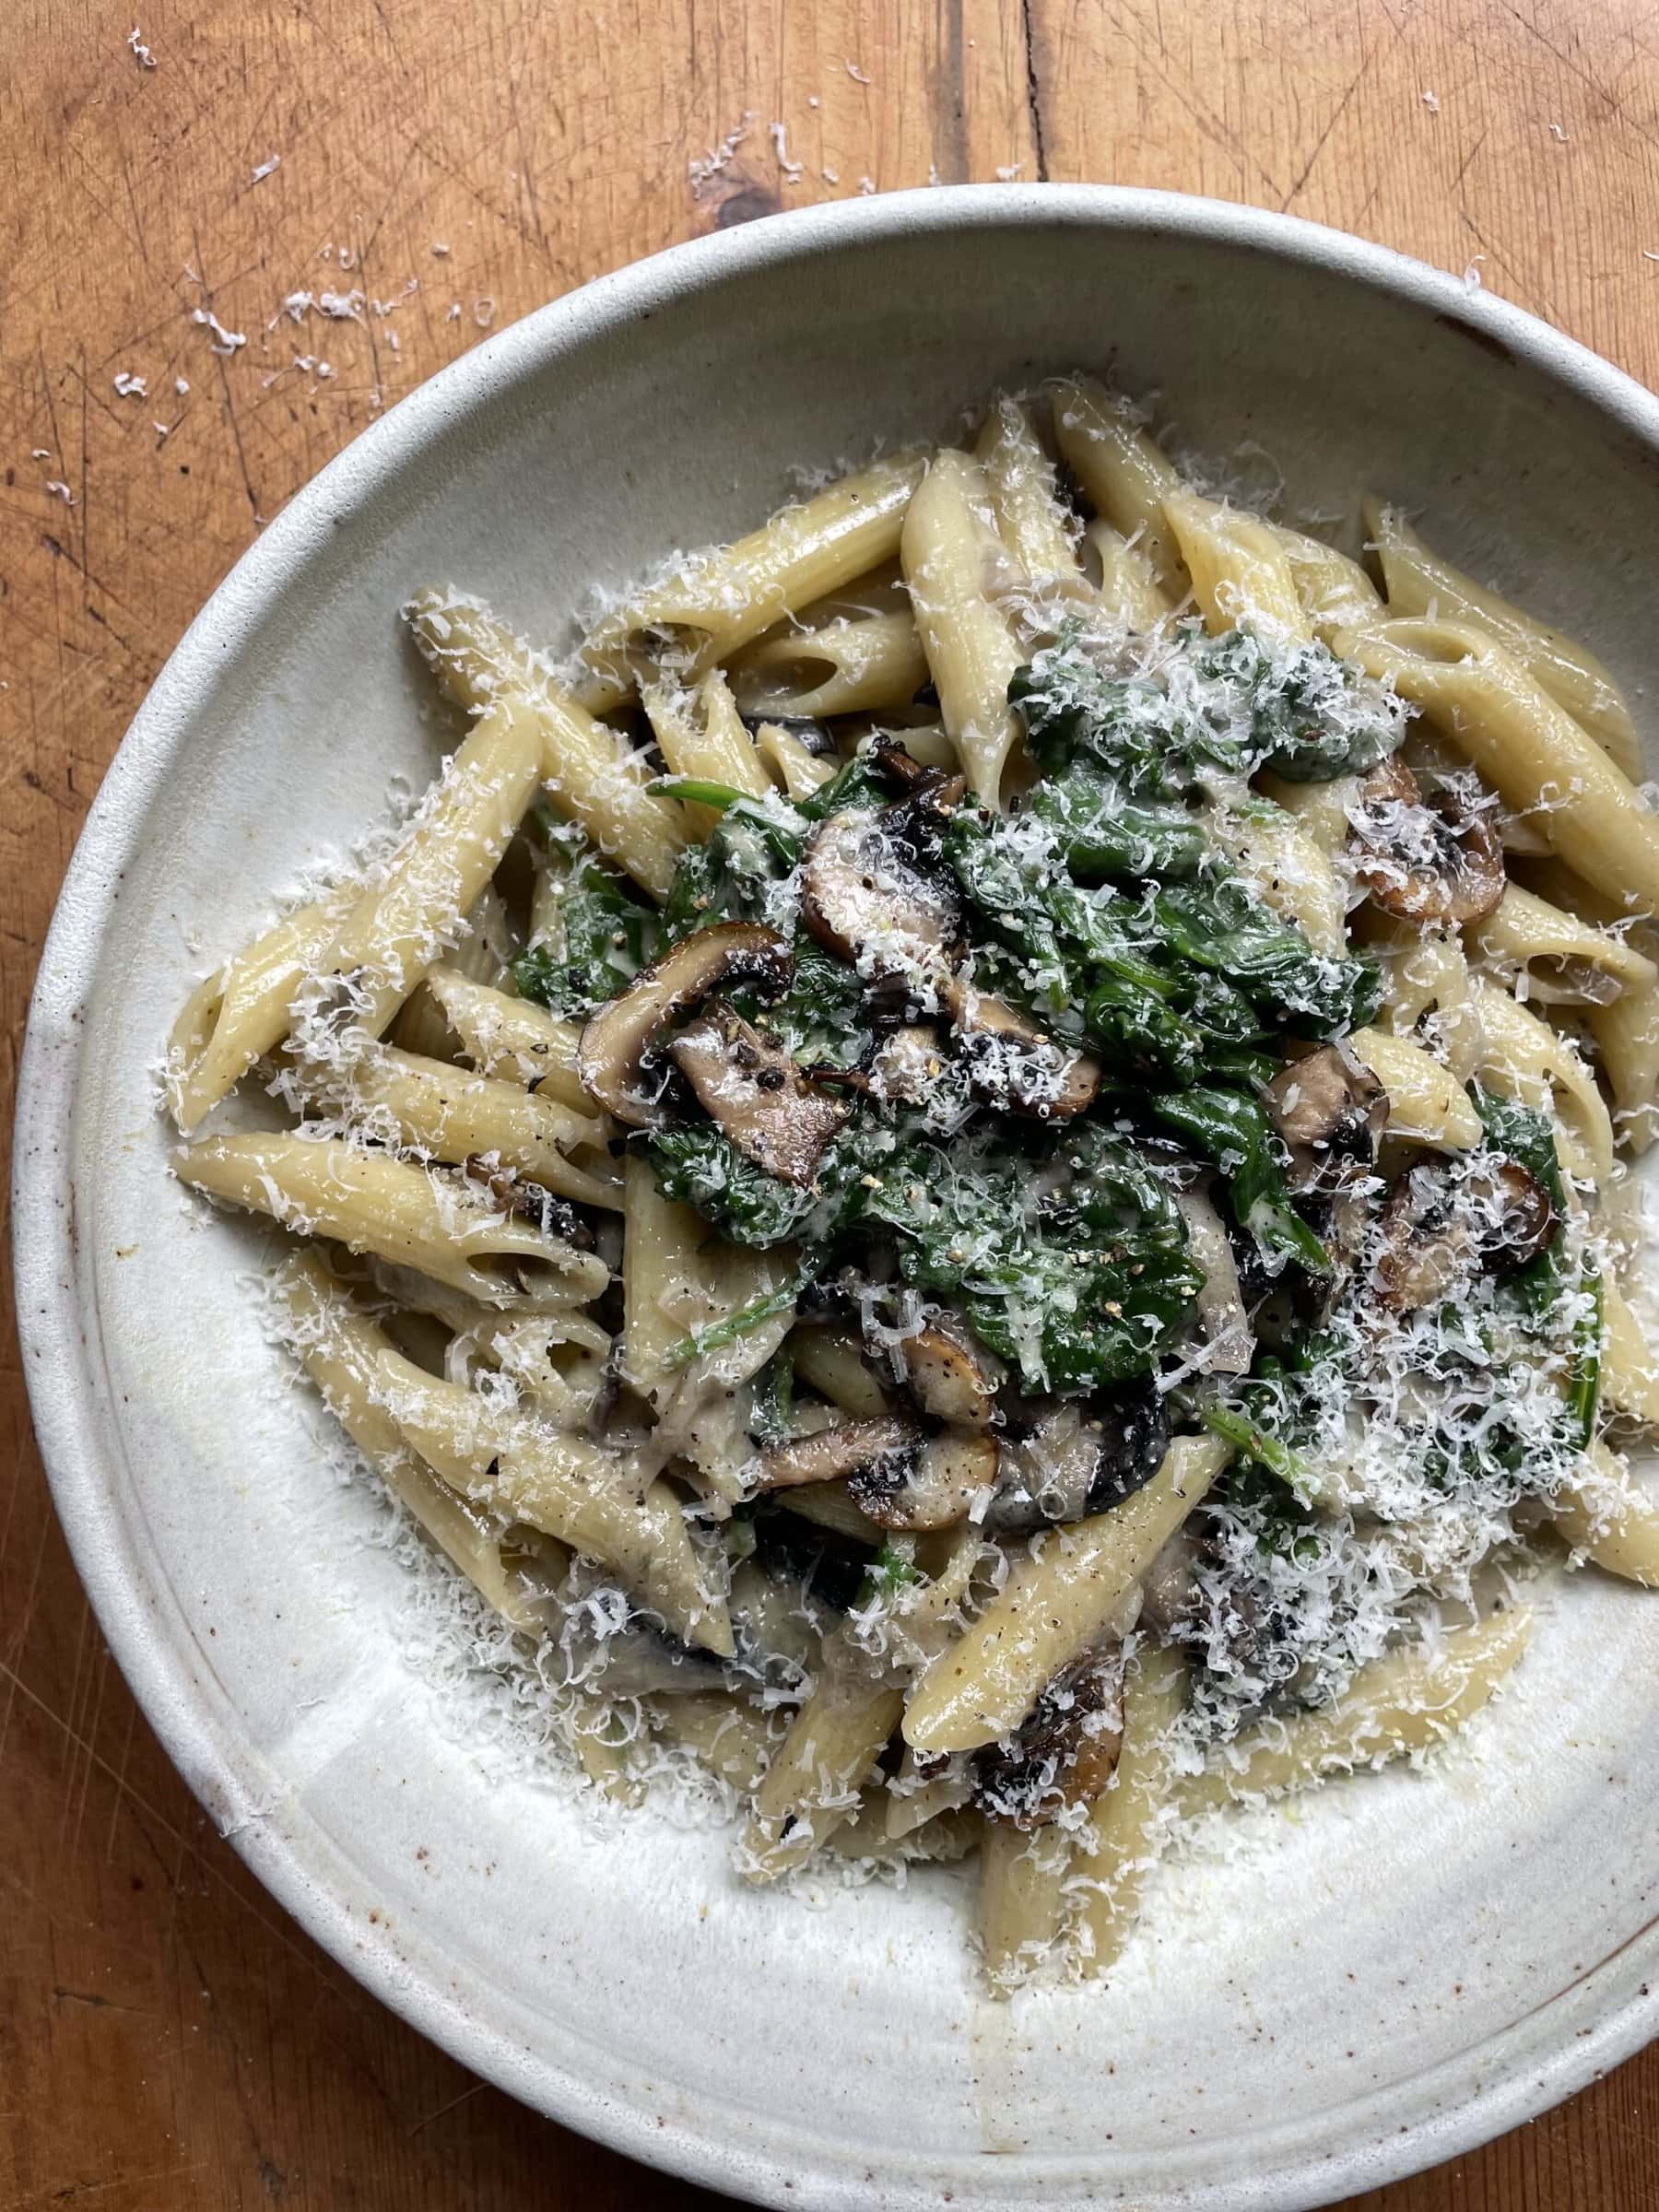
<box><xmin>17</xmin><ymin>187</ymin><xmax>1659</xmax><ymax>2212</ymax></box>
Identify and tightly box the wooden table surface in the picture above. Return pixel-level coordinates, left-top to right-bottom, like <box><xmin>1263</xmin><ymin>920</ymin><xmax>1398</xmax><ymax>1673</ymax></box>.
<box><xmin>6</xmin><ymin>3</ymin><xmax>1659</xmax><ymax>2206</ymax></box>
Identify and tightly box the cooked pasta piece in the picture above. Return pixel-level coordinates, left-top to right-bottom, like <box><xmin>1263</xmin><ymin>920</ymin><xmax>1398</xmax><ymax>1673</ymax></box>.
<box><xmin>1273</xmin><ymin>524</ymin><xmax>1382</xmax><ymax>634</ymax></box>
<box><xmin>174</xmin><ymin>1133</ymin><xmax>608</xmax><ymax>1308</ymax></box>
<box><xmin>901</xmin><ymin>1438</ymin><xmax>1230</xmax><ymax>1755</ymax></box>
<box><xmin>731</xmin><ymin>611</ymin><xmax>929</xmax><ymax>720</ymax></box>
<box><xmin>974</xmin><ymin>396</ymin><xmax>1088</xmax><ymax>595</ymax></box>
<box><xmin>900</xmin><ymin>450</ymin><xmax>1025</xmax><ymax>806</ymax></box>
<box><xmin>420</xmin><ymin>965</ymin><xmax>588</xmax><ymax>1109</ymax></box>
<box><xmin>1603</xmin><ymin>1282</ymin><xmax>1659</xmax><ymax>1426</ymax></box>
<box><xmin>740</xmin><ymin>1641</ymin><xmax>905</xmax><ymax>1879</ymax></box>
<box><xmin>1365</xmin><ymin>500</ymin><xmax>1642</xmax><ymax>780</ymax></box>
<box><xmin>271</xmin><ymin>1248</ymin><xmax>566</xmax><ymax>1630</ymax></box>
<box><xmin>1162</xmin><ymin>489</ymin><xmax>1309</xmax><ymax>639</ymax></box>
<box><xmin>1076</xmin><ymin>1641</ymin><xmax>1187</xmax><ymax>1976</ymax></box>
<box><xmin>1473</xmin><ymin>883</ymin><xmax>1657</xmax><ymax>1006</ymax></box>
<box><xmin>1179</xmin><ymin>1609</ymin><xmax>1531</xmax><ymax>1814</ymax></box>
<box><xmin>1468</xmin><ymin>975</ymin><xmax>1615</xmax><ymax>1184</ymax></box>
<box><xmin>371</xmin><ymin>1345</ymin><xmax>732</xmax><ymax>1652</ymax></box>
<box><xmin>1207</xmin><ymin>797</ymin><xmax>1346</xmax><ymax>955</ymax></box>
<box><xmin>1348</xmin><ymin>1026</ymin><xmax>1484</xmax><ymax>1149</ymax></box>
<box><xmin>406</xmin><ymin>591</ymin><xmax>688</xmax><ymax>900</ymax></box>
<box><xmin>168</xmin><ymin>895</ymin><xmax>349</xmax><ymax>1135</ymax></box>
<box><xmin>753</xmin><ymin>720</ymin><xmax>836</xmax><ymax>799</ymax></box>
<box><xmin>1362</xmin><ymin>922</ymin><xmax>1483</xmax><ymax>1084</ymax></box>
<box><xmin>979</xmin><ymin>1818</ymin><xmax>1072</xmax><ymax>1993</ymax></box>
<box><xmin>1051</xmin><ymin>376</ymin><xmax>1185</xmax><ymax>593</ymax></box>
<box><xmin>1553</xmin><ymin>1441</ymin><xmax>1659</xmax><ymax>1585</ymax></box>
<box><xmin>1083</xmin><ymin>519</ymin><xmax>1174</xmax><ymax>631</ymax></box>
<box><xmin>1334</xmin><ymin>619</ymin><xmax>1659</xmax><ymax>917</ymax></box>
<box><xmin>578</xmin><ymin>453</ymin><xmax>926</xmax><ymax>711</ymax></box>
<box><xmin>641</xmin><ymin>668</ymin><xmax>771</xmax><ymax>802</ymax></box>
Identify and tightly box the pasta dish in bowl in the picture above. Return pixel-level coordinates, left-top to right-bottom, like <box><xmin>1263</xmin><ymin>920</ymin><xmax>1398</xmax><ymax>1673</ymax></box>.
<box><xmin>166</xmin><ymin>374</ymin><xmax>1659</xmax><ymax>1991</ymax></box>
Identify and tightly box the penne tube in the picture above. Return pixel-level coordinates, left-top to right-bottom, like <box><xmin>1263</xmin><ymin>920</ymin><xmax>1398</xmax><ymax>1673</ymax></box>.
<box><xmin>740</xmin><ymin>1639</ymin><xmax>905</xmax><ymax>1879</ymax></box>
<box><xmin>1359</xmin><ymin>920</ymin><xmax>1483</xmax><ymax>1085</ymax></box>
<box><xmin>1206</xmin><ymin>799</ymin><xmax>1346</xmax><ymax>955</ymax></box>
<box><xmin>641</xmin><ymin>668</ymin><xmax>771</xmax><ymax>803</ymax></box>
<box><xmin>660</xmin><ymin>1694</ymin><xmax>776</xmax><ymax>1793</ymax></box>
<box><xmin>1076</xmin><ymin>1641</ymin><xmax>1188</xmax><ymax>1977</ymax></box>
<box><xmin>421</xmin><ymin>965</ymin><xmax>588</xmax><ymax>1110</ymax></box>
<box><xmin>979</xmin><ymin>1818</ymin><xmax>1071</xmax><ymax>1994</ymax></box>
<box><xmin>1083</xmin><ymin>519</ymin><xmax>1174</xmax><ymax>632</ymax></box>
<box><xmin>371</xmin><ymin>1346</ymin><xmax>733</xmax><ymax>1653</ymax></box>
<box><xmin>731</xmin><ymin>611</ymin><xmax>929</xmax><ymax>721</ymax></box>
<box><xmin>973</xmin><ymin>396</ymin><xmax>1088</xmax><ymax>594</ymax></box>
<box><xmin>167</xmin><ymin>896</ymin><xmax>349</xmax><ymax>1135</ymax></box>
<box><xmin>270</xmin><ymin>1249</ymin><xmax>565</xmax><ymax>1630</ymax></box>
<box><xmin>1473</xmin><ymin>883</ymin><xmax>1657</xmax><ymax>1006</ymax></box>
<box><xmin>775</xmin><ymin>1481</ymin><xmax>888</xmax><ymax>1546</ymax></box>
<box><xmin>1272</xmin><ymin>524</ymin><xmax>1383</xmax><ymax>635</ymax></box>
<box><xmin>320</xmin><ymin>700</ymin><xmax>545</xmax><ymax>1041</ymax></box>
<box><xmin>1332</xmin><ymin>619</ymin><xmax>1659</xmax><ymax>918</ymax></box>
<box><xmin>406</xmin><ymin>591</ymin><xmax>688</xmax><ymax>900</ymax></box>
<box><xmin>577</xmin><ymin>454</ymin><xmax>927</xmax><ymax>711</ymax></box>
<box><xmin>174</xmin><ymin>1133</ymin><xmax>608</xmax><ymax>1309</ymax></box>
<box><xmin>1178</xmin><ymin>1609</ymin><xmax>1531</xmax><ymax>1814</ymax></box>
<box><xmin>900</xmin><ymin>449</ymin><xmax>1025</xmax><ymax>806</ymax></box>
<box><xmin>1162</xmin><ymin>489</ymin><xmax>1310</xmax><ymax>640</ymax></box>
<box><xmin>1554</xmin><ymin>1440</ymin><xmax>1659</xmax><ymax>1585</ymax></box>
<box><xmin>1602</xmin><ymin>1281</ymin><xmax>1659</xmax><ymax>1426</ymax></box>
<box><xmin>753</xmin><ymin>721</ymin><xmax>835</xmax><ymax>800</ymax></box>
<box><xmin>1348</xmin><ymin>1026</ymin><xmax>1484</xmax><ymax>1150</ymax></box>
<box><xmin>1050</xmin><ymin>377</ymin><xmax>1186</xmax><ymax>594</ymax></box>
<box><xmin>1467</xmin><ymin>976</ymin><xmax>1615</xmax><ymax>1184</ymax></box>
<box><xmin>1365</xmin><ymin>500</ymin><xmax>1642</xmax><ymax>781</ymax></box>
<box><xmin>1254</xmin><ymin>770</ymin><xmax>1361</xmax><ymax>860</ymax></box>
<box><xmin>1593</xmin><ymin>984</ymin><xmax>1659</xmax><ymax>1155</ymax></box>
<box><xmin>788</xmin><ymin>1326</ymin><xmax>891</xmax><ymax>1419</ymax></box>
<box><xmin>902</xmin><ymin>1436</ymin><xmax>1230</xmax><ymax>1755</ymax></box>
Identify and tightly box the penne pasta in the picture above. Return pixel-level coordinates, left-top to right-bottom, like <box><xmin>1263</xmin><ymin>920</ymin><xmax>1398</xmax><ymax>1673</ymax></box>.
<box><xmin>1207</xmin><ymin>797</ymin><xmax>1346</xmax><ymax>955</ymax></box>
<box><xmin>1075</xmin><ymin>1641</ymin><xmax>1187</xmax><ymax>1976</ymax></box>
<box><xmin>979</xmin><ymin>1818</ymin><xmax>1072</xmax><ymax>1994</ymax></box>
<box><xmin>578</xmin><ymin>454</ymin><xmax>926</xmax><ymax>711</ymax></box>
<box><xmin>731</xmin><ymin>611</ymin><xmax>929</xmax><ymax>721</ymax></box>
<box><xmin>1348</xmin><ymin>1026</ymin><xmax>1484</xmax><ymax>1150</ymax></box>
<box><xmin>1272</xmin><ymin>524</ymin><xmax>1383</xmax><ymax>635</ymax></box>
<box><xmin>1473</xmin><ymin>883</ymin><xmax>1657</xmax><ymax>1007</ymax></box>
<box><xmin>1333</xmin><ymin>619</ymin><xmax>1659</xmax><ymax>918</ymax></box>
<box><xmin>973</xmin><ymin>396</ymin><xmax>1088</xmax><ymax>595</ymax></box>
<box><xmin>174</xmin><ymin>1132</ymin><xmax>608</xmax><ymax>1308</ymax></box>
<box><xmin>1365</xmin><ymin>500</ymin><xmax>1643</xmax><ymax>781</ymax></box>
<box><xmin>1050</xmin><ymin>376</ymin><xmax>1186</xmax><ymax>593</ymax></box>
<box><xmin>901</xmin><ymin>1437</ymin><xmax>1230</xmax><ymax>1755</ymax></box>
<box><xmin>1179</xmin><ymin>1608</ymin><xmax>1531</xmax><ymax>1814</ymax></box>
<box><xmin>900</xmin><ymin>449</ymin><xmax>1026</xmax><ymax>806</ymax></box>
<box><xmin>420</xmin><ymin>964</ymin><xmax>588</xmax><ymax>1110</ymax></box>
<box><xmin>641</xmin><ymin>667</ymin><xmax>772</xmax><ymax>805</ymax></box>
<box><xmin>1083</xmin><ymin>518</ymin><xmax>1174</xmax><ymax>631</ymax></box>
<box><xmin>168</xmin><ymin>895</ymin><xmax>348</xmax><ymax>1135</ymax></box>
<box><xmin>1602</xmin><ymin>1281</ymin><xmax>1659</xmax><ymax>1427</ymax></box>
<box><xmin>406</xmin><ymin>590</ymin><xmax>688</xmax><ymax>900</ymax></box>
<box><xmin>1467</xmin><ymin>975</ymin><xmax>1615</xmax><ymax>1184</ymax></box>
<box><xmin>740</xmin><ymin>1640</ymin><xmax>905</xmax><ymax>1879</ymax></box>
<box><xmin>1553</xmin><ymin>1441</ymin><xmax>1659</xmax><ymax>1585</ymax></box>
<box><xmin>371</xmin><ymin>1345</ymin><xmax>733</xmax><ymax>1653</ymax></box>
<box><xmin>1162</xmin><ymin>489</ymin><xmax>1309</xmax><ymax>640</ymax></box>
<box><xmin>753</xmin><ymin>720</ymin><xmax>835</xmax><ymax>800</ymax></box>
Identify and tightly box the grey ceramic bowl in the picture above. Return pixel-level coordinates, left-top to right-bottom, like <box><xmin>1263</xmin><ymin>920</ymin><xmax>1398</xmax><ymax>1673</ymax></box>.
<box><xmin>16</xmin><ymin>186</ymin><xmax>1659</xmax><ymax>2211</ymax></box>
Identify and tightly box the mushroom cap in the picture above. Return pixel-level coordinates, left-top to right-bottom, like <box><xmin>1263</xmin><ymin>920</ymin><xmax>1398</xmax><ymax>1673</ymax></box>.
<box><xmin>575</xmin><ymin>921</ymin><xmax>792</xmax><ymax>1127</ymax></box>
<box><xmin>1350</xmin><ymin>755</ymin><xmax>1505</xmax><ymax>926</ymax></box>
<box><xmin>848</xmin><ymin>1426</ymin><xmax>999</xmax><ymax>1530</ymax></box>
<box><xmin>669</xmin><ymin>1000</ymin><xmax>853</xmax><ymax>1185</ymax></box>
<box><xmin>946</xmin><ymin>977</ymin><xmax>1101</xmax><ymax>1121</ymax></box>
<box><xmin>798</xmin><ymin>806</ymin><xmax>962</xmax><ymax>966</ymax></box>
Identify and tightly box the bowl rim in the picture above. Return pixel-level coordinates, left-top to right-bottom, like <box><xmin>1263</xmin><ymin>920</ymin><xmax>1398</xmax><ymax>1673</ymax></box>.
<box><xmin>15</xmin><ymin>181</ymin><xmax>1659</xmax><ymax>2210</ymax></box>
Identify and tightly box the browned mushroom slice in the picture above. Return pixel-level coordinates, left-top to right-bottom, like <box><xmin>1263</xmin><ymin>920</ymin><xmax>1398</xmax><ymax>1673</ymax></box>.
<box><xmin>1350</xmin><ymin>755</ymin><xmax>1505</xmax><ymax>925</ymax></box>
<box><xmin>1264</xmin><ymin>1041</ymin><xmax>1388</xmax><ymax>1194</ymax></box>
<box><xmin>946</xmin><ymin>978</ymin><xmax>1101</xmax><ymax>1121</ymax></box>
<box><xmin>847</xmin><ymin>1427</ymin><xmax>998</xmax><ymax>1530</ymax></box>
<box><xmin>799</xmin><ymin>807</ymin><xmax>961</xmax><ymax>964</ymax></box>
<box><xmin>668</xmin><ymin>1000</ymin><xmax>853</xmax><ymax>1184</ymax></box>
<box><xmin>971</xmin><ymin>1647</ymin><xmax>1123</xmax><ymax>1828</ymax></box>
<box><xmin>1372</xmin><ymin>1154</ymin><xmax>1558</xmax><ymax>1311</ymax></box>
<box><xmin>898</xmin><ymin>1322</ymin><xmax>1004</xmax><ymax>1429</ymax></box>
<box><xmin>755</xmin><ymin>1416</ymin><xmax>920</xmax><ymax>1492</ymax></box>
<box><xmin>576</xmin><ymin>921</ymin><xmax>792</xmax><ymax>1126</ymax></box>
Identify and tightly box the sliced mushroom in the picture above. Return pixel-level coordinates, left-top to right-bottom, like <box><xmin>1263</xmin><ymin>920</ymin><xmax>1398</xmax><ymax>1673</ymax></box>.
<box><xmin>668</xmin><ymin>999</ymin><xmax>853</xmax><ymax>1184</ymax></box>
<box><xmin>576</xmin><ymin>921</ymin><xmax>792</xmax><ymax>1126</ymax></box>
<box><xmin>1350</xmin><ymin>755</ymin><xmax>1505</xmax><ymax>926</ymax></box>
<box><xmin>946</xmin><ymin>977</ymin><xmax>1101</xmax><ymax>1121</ymax></box>
<box><xmin>848</xmin><ymin>1427</ymin><xmax>998</xmax><ymax>1530</ymax></box>
<box><xmin>1372</xmin><ymin>1153</ymin><xmax>1558</xmax><ymax>1312</ymax></box>
<box><xmin>1264</xmin><ymin>1041</ymin><xmax>1389</xmax><ymax>1194</ymax></box>
<box><xmin>799</xmin><ymin>807</ymin><xmax>961</xmax><ymax>965</ymax></box>
<box><xmin>984</xmin><ymin>1386</ymin><xmax>1168</xmax><ymax>1534</ymax></box>
<box><xmin>897</xmin><ymin>1321</ymin><xmax>1005</xmax><ymax>1429</ymax></box>
<box><xmin>971</xmin><ymin>1647</ymin><xmax>1123</xmax><ymax>1828</ymax></box>
<box><xmin>754</xmin><ymin>1416</ymin><xmax>919</xmax><ymax>1491</ymax></box>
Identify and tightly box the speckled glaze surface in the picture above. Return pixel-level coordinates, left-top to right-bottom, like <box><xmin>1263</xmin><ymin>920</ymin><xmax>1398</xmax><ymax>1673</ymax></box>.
<box><xmin>15</xmin><ymin>186</ymin><xmax>1659</xmax><ymax>2211</ymax></box>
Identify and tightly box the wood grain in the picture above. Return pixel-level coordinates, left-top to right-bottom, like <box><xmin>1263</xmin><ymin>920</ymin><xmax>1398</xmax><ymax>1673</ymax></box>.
<box><xmin>5</xmin><ymin>2</ymin><xmax>1659</xmax><ymax>2205</ymax></box>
